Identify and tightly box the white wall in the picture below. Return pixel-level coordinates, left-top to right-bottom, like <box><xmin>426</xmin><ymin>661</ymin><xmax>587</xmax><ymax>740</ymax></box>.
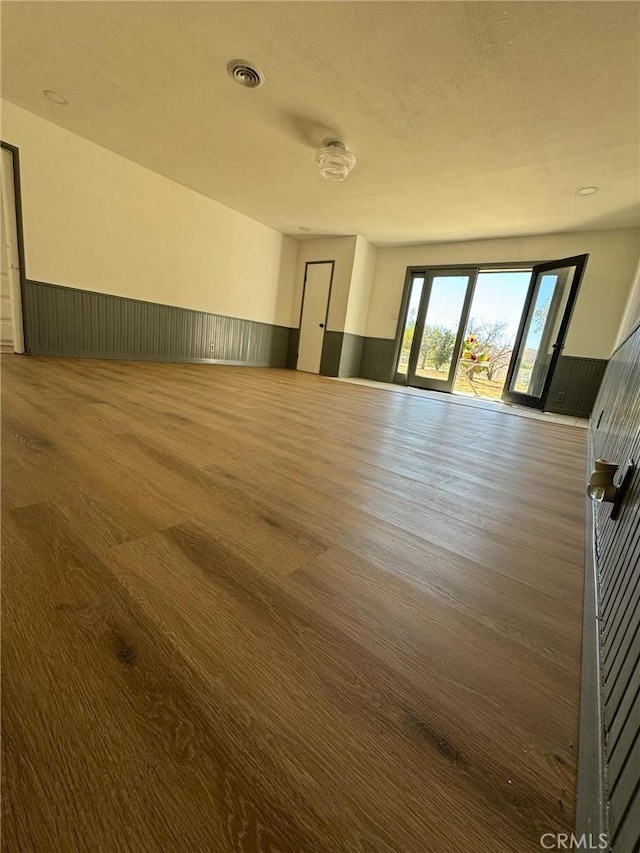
<box><xmin>616</xmin><ymin>256</ymin><xmax>640</xmax><ymax>348</ymax></box>
<box><xmin>292</xmin><ymin>236</ymin><xmax>357</xmax><ymax>331</ymax></box>
<box><xmin>1</xmin><ymin>100</ymin><xmax>297</xmax><ymax>327</ymax></box>
<box><xmin>367</xmin><ymin>229</ymin><xmax>640</xmax><ymax>359</ymax></box>
<box><xmin>345</xmin><ymin>236</ymin><xmax>377</xmax><ymax>336</ymax></box>
<box><xmin>6</xmin><ymin>98</ymin><xmax>636</xmax><ymax>350</ymax></box>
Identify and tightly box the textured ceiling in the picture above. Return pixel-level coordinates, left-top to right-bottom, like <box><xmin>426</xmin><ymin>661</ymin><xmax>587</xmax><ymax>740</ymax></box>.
<box><xmin>2</xmin><ymin>1</ymin><xmax>639</xmax><ymax>246</ymax></box>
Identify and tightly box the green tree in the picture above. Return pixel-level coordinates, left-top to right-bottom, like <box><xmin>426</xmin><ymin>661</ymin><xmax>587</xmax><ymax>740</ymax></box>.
<box><xmin>399</xmin><ymin>319</ymin><xmax>416</xmax><ymax>370</ymax></box>
<box><xmin>420</xmin><ymin>325</ymin><xmax>456</xmax><ymax>371</ymax></box>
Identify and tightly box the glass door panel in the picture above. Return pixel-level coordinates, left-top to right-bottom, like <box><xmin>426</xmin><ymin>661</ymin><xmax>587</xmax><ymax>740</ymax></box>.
<box><xmin>508</xmin><ymin>272</ymin><xmax>561</xmax><ymax>398</ymax></box>
<box><xmin>407</xmin><ymin>270</ymin><xmax>476</xmax><ymax>391</ymax></box>
<box><xmin>503</xmin><ymin>254</ymin><xmax>588</xmax><ymax>408</ymax></box>
<box><xmin>396</xmin><ymin>274</ymin><xmax>424</xmax><ymax>376</ymax></box>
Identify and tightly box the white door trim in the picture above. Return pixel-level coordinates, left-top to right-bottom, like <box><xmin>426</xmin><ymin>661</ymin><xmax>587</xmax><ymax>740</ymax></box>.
<box><xmin>1</xmin><ymin>145</ymin><xmax>25</xmax><ymax>354</ymax></box>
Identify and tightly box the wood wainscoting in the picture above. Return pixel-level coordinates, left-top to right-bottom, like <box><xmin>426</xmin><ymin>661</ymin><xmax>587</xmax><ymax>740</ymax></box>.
<box><xmin>1</xmin><ymin>354</ymin><xmax>587</xmax><ymax>852</ymax></box>
<box><xmin>22</xmin><ymin>279</ymin><xmax>294</xmax><ymax>367</ymax></box>
<box><xmin>577</xmin><ymin>323</ymin><xmax>640</xmax><ymax>853</ymax></box>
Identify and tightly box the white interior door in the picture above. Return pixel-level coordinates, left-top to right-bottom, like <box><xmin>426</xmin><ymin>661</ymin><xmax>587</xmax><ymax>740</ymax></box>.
<box><xmin>296</xmin><ymin>261</ymin><xmax>333</xmax><ymax>373</ymax></box>
<box><xmin>0</xmin><ymin>148</ymin><xmax>24</xmax><ymax>353</ymax></box>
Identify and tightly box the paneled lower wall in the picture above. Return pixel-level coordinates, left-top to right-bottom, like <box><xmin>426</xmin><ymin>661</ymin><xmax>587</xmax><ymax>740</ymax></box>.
<box><xmin>339</xmin><ymin>333</ymin><xmax>364</xmax><ymax>378</ymax></box>
<box><xmin>357</xmin><ymin>334</ymin><xmax>606</xmax><ymax>415</ymax></box>
<box><xmin>22</xmin><ymin>280</ymin><xmax>293</xmax><ymax>367</ymax></box>
<box><xmin>318</xmin><ymin>331</ymin><xmax>344</xmax><ymax>377</ymax></box>
<box><xmin>546</xmin><ymin>356</ymin><xmax>608</xmax><ymax>417</ymax></box>
<box><xmin>359</xmin><ymin>337</ymin><xmax>397</xmax><ymax>381</ymax></box>
<box><xmin>18</xmin><ymin>280</ymin><xmax>612</xmax><ymax>418</ymax></box>
<box><xmin>577</xmin><ymin>323</ymin><xmax>640</xmax><ymax>852</ymax></box>
<box><xmin>316</xmin><ymin>331</ymin><xmax>364</xmax><ymax>378</ymax></box>
<box><xmin>22</xmin><ymin>282</ymin><xmax>380</xmax><ymax>379</ymax></box>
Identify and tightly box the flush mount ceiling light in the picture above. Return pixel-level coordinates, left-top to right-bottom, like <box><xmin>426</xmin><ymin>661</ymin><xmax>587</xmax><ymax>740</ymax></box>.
<box><xmin>578</xmin><ymin>186</ymin><xmax>599</xmax><ymax>195</ymax></box>
<box><xmin>227</xmin><ymin>59</ymin><xmax>264</xmax><ymax>89</ymax></box>
<box><xmin>44</xmin><ymin>89</ymin><xmax>69</xmax><ymax>105</ymax></box>
<box><xmin>315</xmin><ymin>141</ymin><xmax>356</xmax><ymax>182</ymax></box>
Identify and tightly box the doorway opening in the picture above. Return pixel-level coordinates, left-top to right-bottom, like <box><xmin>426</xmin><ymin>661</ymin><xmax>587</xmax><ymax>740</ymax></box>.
<box><xmin>395</xmin><ymin>256</ymin><xmax>588</xmax><ymax>410</ymax></box>
<box><xmin>452</xmin><ymin>270</ymin><xmax>530</xmax><ymax>399</ymax></box>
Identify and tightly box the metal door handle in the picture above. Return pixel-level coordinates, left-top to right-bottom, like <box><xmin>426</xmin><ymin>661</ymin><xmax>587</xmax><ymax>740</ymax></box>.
<box><xmin>319</xmin><ymin>323</ymin><xmax>325</xmax><ymax>328</ymax></box>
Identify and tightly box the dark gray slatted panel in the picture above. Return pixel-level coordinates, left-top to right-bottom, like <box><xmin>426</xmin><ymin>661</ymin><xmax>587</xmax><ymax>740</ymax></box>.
<box><xmin>319</xmin><ymin>331</ymin><xmax>343</xmax><ymax>377</ymax></box>
<box><xmin>358</xmin><ymin>336</ymin><xmax>397</xmax><ymax>381</ymax></box>
<box><xmin>608</xmin><ymin>678</ymin><xmax>640</xmax><ymax>787</ymax></box>
<box><xmin>589</xmin><ymin>323</ymin><xmax>640</xmax><ymax>853</ymax></box>
<box><xmin>316</xmin><ymin>331</ymin><xmax>365</xmax><ymax>378</ymax></box>
<box><xmin>611</xmin><ymin>783</ymin><xmax>640</xmax><ymax>853</ymax></box>
<box><xmin>23</xmin><ymin>279</ymin><xmax>293</xmax><ymax>367</ymax></box>
<box><xmin>603</xmin><ymin>541</ymin><xmax>640</xmax><ymax>713</ymax></box>
<box><xmin>605</xmin><ymin>628</ymin><xmax>640</xmax><ymax>742</ymax></box>
<box><xmin>609</xmin><ymin>735</ymin><xmax>640</xmax><ymax>845</ymax></box>
<box><xmin>608</xmin><ymin>653</ymin><xmax>640</xmax><ymax>755</ymax></box>
<box><xmin>546</xmin><ymin>355</ymin><xmax>608</xmax><ymax>417</ymax></box>
<box><xmin>602</xmin><ymin>533</ymin><xmax>640</xmax><ymax>622</ymax></box>
<box><xmin>339</xmin><ymin>332</ymin><xmax>364</xmax><ymax>378</ymax></box>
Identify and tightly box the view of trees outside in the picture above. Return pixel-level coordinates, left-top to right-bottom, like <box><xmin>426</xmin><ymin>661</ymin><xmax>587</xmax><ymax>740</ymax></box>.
<box><xmin>452</xmin><ymin>272</ymin><xmax>531</xmax><ymax>398</ymax></box>
<box><xmin>397</xmin><ymin>270</ymin><xmax>557</xmax><ymax>400</ymax></box>
<box><xmin>396</xmin><ymin>277</ymin><xmax>424</xmax><ymax>374</ymax></box>
<box><xmin>413</xmin><ymin>276</ymin><xmax>468</xmax><ymax>380</ymax></box>
<box><xmin>410</xmin><ymin>324</ymin><xmax>455</xmax><ymax>377</ymax></box>
<box><xmin>509</xmin><ymin>274</ymin><xmax>557</xmax><ymax>395</ymax></box>
<box><xmin>454</xmin><ymin>318</ymin><xmax>519</xmax><ymax>398</ymax></box>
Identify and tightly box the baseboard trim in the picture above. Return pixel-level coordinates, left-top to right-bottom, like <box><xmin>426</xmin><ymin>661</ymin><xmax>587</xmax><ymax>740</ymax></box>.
<box><xmin>546</xmin><ymin>407</ymin><xmax>592</xmax><ymax>419</ymax></box>
<box><xmin>26</xmin><ymin>349</ymin><xmax>282</xmax><ymax>368</ymax></box>
<box><xmin>575</xmin><ymin>430</ymin><xmax>608</xmax><ymax>842</ymax></box>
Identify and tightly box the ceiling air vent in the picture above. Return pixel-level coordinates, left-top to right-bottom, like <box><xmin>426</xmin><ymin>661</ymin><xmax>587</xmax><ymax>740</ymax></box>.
<box><xmin>227</xmin><ymin>60</ymin><xmax>264</xmax><ymax>89</ymax></box>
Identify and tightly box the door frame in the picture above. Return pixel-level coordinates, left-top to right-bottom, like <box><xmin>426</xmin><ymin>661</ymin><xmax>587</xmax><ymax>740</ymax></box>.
<box><xmin>393</xmin><ymin>261</ymin><xmax>538</xmax><ymax>387</ymax></box>
<box><xmin>0</xmin><ymin>140</ymin><xmax>28</xmax><ymax>353</ymax></box>
<box><xmin>393</xmin><ymin>266</ymin><xmax>428</xmax><ymax>383</ymax></box>
<box><xmin>296</xmin><ymin>260</ymin><xmax>335</xmax><ymax>372</ymax></box>
<box><xmin>502</xmin><ymin>254</ymin><xmax>589</xmax><ymax>410</ymax></box>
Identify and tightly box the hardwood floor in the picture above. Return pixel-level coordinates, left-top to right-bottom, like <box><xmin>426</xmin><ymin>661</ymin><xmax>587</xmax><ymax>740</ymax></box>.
<box><xmin>1</xmin><ymin>355</ymin><xmax>587</xmax><ymax>853</ymax></box>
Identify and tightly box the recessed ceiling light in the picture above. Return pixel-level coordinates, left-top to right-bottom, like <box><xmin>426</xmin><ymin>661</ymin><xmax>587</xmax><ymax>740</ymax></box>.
<box><xmin>299</xmin><ymin>226</ymin><xmax>311</xmax><ymax>232</ymax></box>
<box><xmin>227</xmin><ymin>60</ymin><xmax>264</xmax><ymax>89</ymax></box>
<box><xmin>578</xmin><ymin>186</ymin><xmax>599</xmax><ymax>196</ymax></box>
<box><xmin>44</xmin><ymin>89</ymin><xmax>69</xmax><ymax>105</ymax></box>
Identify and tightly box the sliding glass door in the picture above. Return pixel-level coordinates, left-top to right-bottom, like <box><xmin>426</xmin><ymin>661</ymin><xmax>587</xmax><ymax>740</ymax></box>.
<box><xmin>502</xmin><ymin>255</ymin><xmax>588</xmax><ymax>408</ymax></box>
<box><xmin>397</xmin><ymin>268</ymin><xmax>477</xmax><ymax>392</ymax></box>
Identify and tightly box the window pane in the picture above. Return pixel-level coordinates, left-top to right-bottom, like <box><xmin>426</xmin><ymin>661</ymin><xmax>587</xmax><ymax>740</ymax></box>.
<box><xmin>414</xmin><ymin>276</ymin><xmax>468</xmax><ymax>380</ymax></box>
<box><xmin>397</xmin><ymin>276</ymin><xmax>424</xmax><ymax>374</ymax></box>
<box><xmin>510</xmin><ymin>272</ymin><xmax>564</xmax><ymax>396</ymax></box>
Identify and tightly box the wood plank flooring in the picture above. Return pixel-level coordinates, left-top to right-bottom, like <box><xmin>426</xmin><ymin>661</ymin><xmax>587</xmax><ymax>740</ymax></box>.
<box><xmin>1</xmin><ymin>355</ymin><xmax>587</xmax><ymax>852</ymax></box>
